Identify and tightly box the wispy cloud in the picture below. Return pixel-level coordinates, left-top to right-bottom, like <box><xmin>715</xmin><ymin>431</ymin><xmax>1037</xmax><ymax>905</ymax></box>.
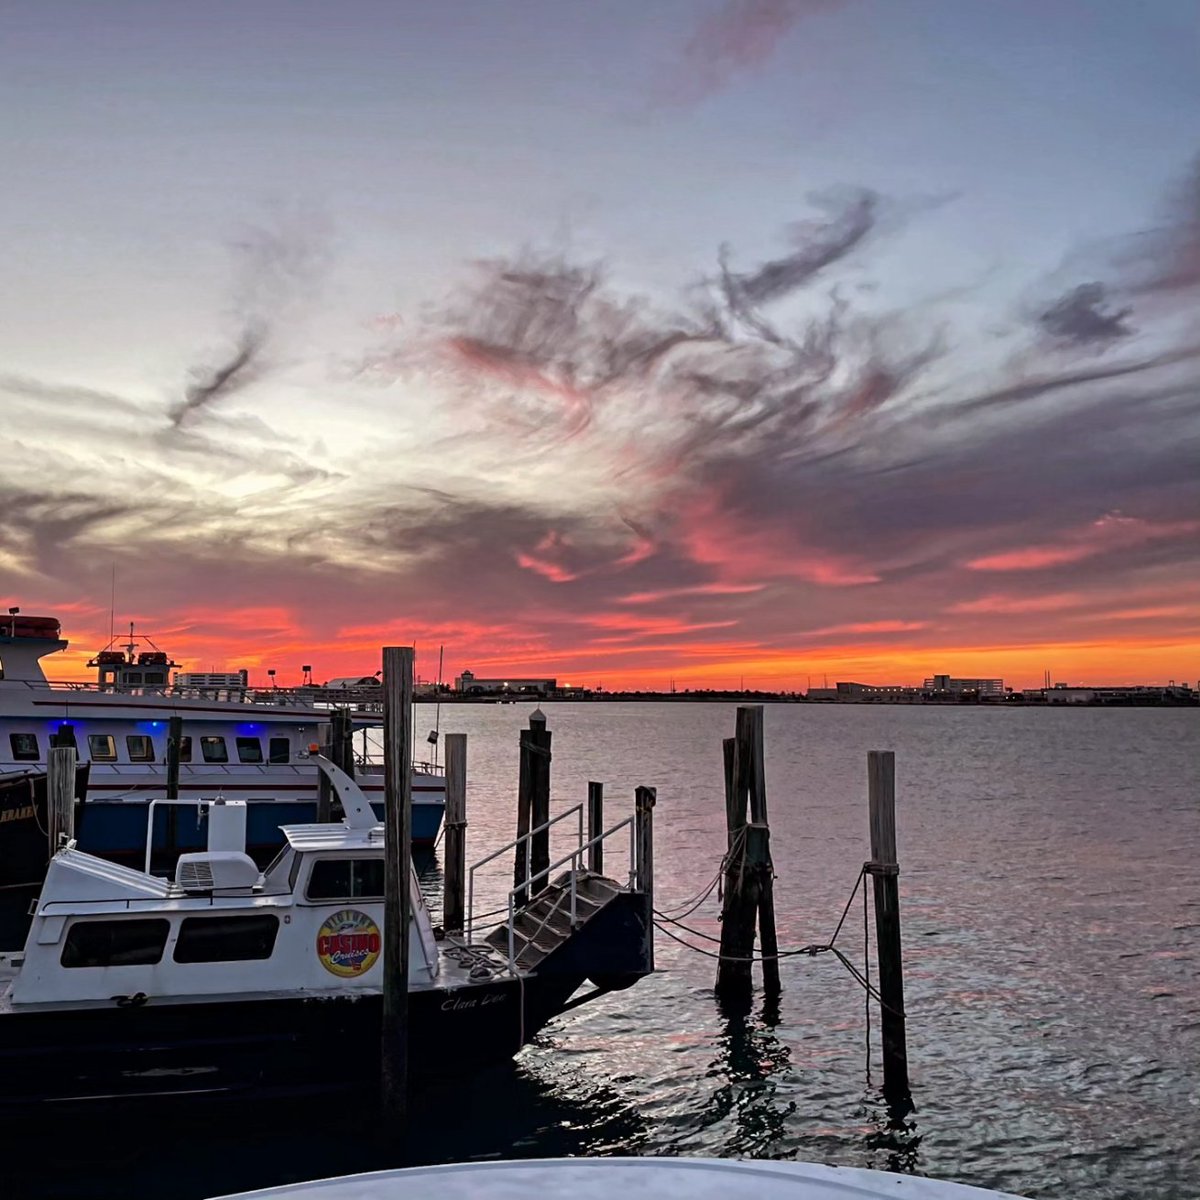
<box><xmin>655</xmin><ymin>0</ymin><xmax>844</xmax><ymax>107</ymax></box>
<box><xmin>966</xmin><ymin>514</ymin><xmax>1200</xmax><ymax>573</ymax></box>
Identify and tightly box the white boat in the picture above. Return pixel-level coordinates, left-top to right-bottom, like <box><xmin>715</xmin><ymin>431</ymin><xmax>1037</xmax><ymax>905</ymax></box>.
<box><xmin>208</xmin><ymin>1157</ymin><xmax>1026</xmax><ymax>1199</ymax></box>
<box><xmin>0</xmin><ymin>758</ymin><xmax>653</xmax><ymax>1109</ymax></box>
<box><xmin>0</xmin><ymin>613</ymin><xmax>446</xmax><ymax>860</ymax></box>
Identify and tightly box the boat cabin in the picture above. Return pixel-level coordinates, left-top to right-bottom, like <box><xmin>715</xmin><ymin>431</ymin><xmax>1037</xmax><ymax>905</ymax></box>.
<box><xmin>7</xmin><ymin>799</ymin><xmax>440</xmax><ymax>1008</ymax></box>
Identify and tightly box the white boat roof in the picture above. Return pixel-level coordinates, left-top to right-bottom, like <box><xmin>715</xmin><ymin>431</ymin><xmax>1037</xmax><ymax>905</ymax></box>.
<box><xmin>208</xmin><ymin>1158</ymin><xmax>1026</xmax><ymax>1200</ymax></box>
<box><xmin>280</xmin><ymin>823</ymin><xmax>386</xmax><ymax>853</ymax></box>
<box><xmin>39</xmin><ymin>847</ymin><xmax>173</xmax><ymax>907</ymax></box>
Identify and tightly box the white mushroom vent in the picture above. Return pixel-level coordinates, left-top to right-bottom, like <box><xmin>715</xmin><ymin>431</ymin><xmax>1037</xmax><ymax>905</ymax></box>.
<box><xmin>175</xmin><ymin>851</ymin><xmax>260</xmax><ymax>893</ymax></box>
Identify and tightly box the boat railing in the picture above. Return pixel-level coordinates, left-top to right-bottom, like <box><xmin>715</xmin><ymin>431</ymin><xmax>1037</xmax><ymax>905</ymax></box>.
<box><xmin>6</xmin><ymin>678</ymin><xmax>391</xmax><ymax>713</ymax></box>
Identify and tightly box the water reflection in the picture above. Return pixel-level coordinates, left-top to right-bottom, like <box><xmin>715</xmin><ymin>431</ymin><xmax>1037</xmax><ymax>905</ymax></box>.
<box><xmin>700</xmin><ymin>997</ymin><xmax>797</xmax><ymax>1156</ymax></box>
<box><xmin>861</xmin><ymin>1089</ymin><xmax>922</xmax><ymax>1175</ymax></box>
<box><xmin>6</xmin><ymin>1059</ymin><xmax>650</xmax><ymax>1200</ymax></box>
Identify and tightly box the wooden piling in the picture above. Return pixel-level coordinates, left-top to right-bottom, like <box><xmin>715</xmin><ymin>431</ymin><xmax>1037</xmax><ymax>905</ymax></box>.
<box><xmin>332</xmin><ymin>707</ymin><xmax>355</xmax><ymax>779</ymax></box>
<box><xmin>513</xmin><ymin>728</ymin><xmax>533</xmax><ymax>906</ymax></box>
<box><xmin>740</xmin><ymin>707</ymin><xmax>780</xmax><ymax>997</ymax></box>
<box><xmin>716</xmin><ymin>706</ymin><xmax>780</xmax><ymax>1001</ymax></box>
<box><xmin>47</xmin><ymin>745</ymin><xmax>76</xmax><ymax>851</ymax></box>
<box><xmin>867</xmin><ymin>749</ymin><xmax>909</xmax><ymax>1101</ymax></box>
<box><xmin>381</xmin><ymin>646</ymin><xmax>414</xmax><ymax>1120</ymax></box>
<box><xmin>635</xmin><ymin>786</ymin><xmax>656</xmax><ymax>972</ymax></box>
<box><xmin>165</xmin><ymin>715</ymin><xmax>183</xmax><ymax>800</ymax></box>
<box><xmin>443</xmin><ymin>732</ymin><xmax>467</xmax><ymax>935</ymax></box>
<box><xmin>717</xmin><ymin>734</ymin><xmax>753</xmax><ymax>1002</ymax></box>
<box><xmin>587</xmin><ymin>781</ymin><xmax>604</xmax><ymax>874</ymax></box>
<box><xmin>316</xmin><ymin>720</ymin><xmax>334</xmax><ymax>823</ymax></box>
<box><xmin>165</xmin><ymin>714</ymin><xmax>183</xmax><ymax>858</ymax></box>
<box><xmin>528</xmin><ymin>711</ymin><xmax>552</xmax><ymax>895</ymax></box>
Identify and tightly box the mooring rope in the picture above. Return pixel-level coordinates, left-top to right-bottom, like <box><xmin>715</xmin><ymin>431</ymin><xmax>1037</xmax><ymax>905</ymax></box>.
<box><xmin>652</xmin><ymin>862</ymin><xmax>906</xmax><ymax>1020</ymax></box>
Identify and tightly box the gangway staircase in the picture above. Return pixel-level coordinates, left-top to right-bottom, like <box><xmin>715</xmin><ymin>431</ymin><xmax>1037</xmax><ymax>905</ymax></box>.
<box><xmin>468</xmin><ymin>797</ymin><xmax>655</xmax><ymax>991</ymax></box>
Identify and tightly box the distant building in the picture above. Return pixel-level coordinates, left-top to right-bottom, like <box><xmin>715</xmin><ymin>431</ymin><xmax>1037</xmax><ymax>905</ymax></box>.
<box><xmin>324</xmin><ymin>676</ymin><xmax>380</xmax><ymax>689</ymax></box>
<box><xmin>923</xmin><ymin>674</ymin><xmax>1004</xmax><ymax>696</ymax></box>
<box><xmin>1036</xmin><ymin>683</ymin><xmax>1195</xmax><ymax>704</ymax></box>
<box><xmin>806</xmin><ymin>681</ymin><xmax>923</xmax><ymax>702</ymax></box>
<box><xmin>454</xmin><ymin>669</ymin><xmax>558</xmax><ymax>696</ymax></box>
<box><xmin>174</xmin><ymin>670</ymin><xmax>249</xmax><ymax>690</ymax></box>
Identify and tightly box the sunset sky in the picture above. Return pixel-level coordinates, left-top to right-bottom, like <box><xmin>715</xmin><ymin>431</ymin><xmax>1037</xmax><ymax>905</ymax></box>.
<box><xmin>2</xmin><ymin>1</ymin><xmax>1198</xmax><ymax>690</ymax></box>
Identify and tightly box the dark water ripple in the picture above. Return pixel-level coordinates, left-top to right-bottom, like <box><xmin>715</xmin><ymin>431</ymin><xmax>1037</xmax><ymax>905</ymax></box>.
<box><xmin>5</xmin><ymin>704</ymin><xmax>1196</xmax><ymax>1199</ymax></box>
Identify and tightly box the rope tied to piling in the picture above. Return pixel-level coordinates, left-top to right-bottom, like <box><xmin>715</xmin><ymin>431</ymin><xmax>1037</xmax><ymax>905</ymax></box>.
<box><xmin>652</xmin><ymin>862</ymin><xmax>907</xmax><ymax>1021</ymax></box>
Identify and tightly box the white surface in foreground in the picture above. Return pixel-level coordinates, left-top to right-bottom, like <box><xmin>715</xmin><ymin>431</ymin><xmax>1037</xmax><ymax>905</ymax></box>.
<box><xmin>210</xmin><ymin>1157</ymin><xmax>1026</xmax><ymax>1200</ymax></box>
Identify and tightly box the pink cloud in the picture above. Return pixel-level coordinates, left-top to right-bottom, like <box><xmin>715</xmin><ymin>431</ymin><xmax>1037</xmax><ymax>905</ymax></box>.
<box><xmin>967</xmin><ymin>513</ymin><xmax>1200</xmax><ymax>573</ymax></box>
<box><xmin>947</xmin><ymin>593</ymin><xmax>1084</xmax><ymax>614</ymax></box>
<box><xmin>619</xmin><ymin>582</ymin><xmax>767</xmax><ymax>604</ymax></box>
<box><xmin>803</xmin><ymin>619</ymin><xmax>929</xmax><ymax>637</ymax></box>
<box><xmin>680</xmin><ymin>496</ymin><xmax>880</xmax><ymax>587</ymax></box>
<box><xmin>661</xmin><ymin>0</ymin><xmax>843</xmax><ymax>106</ymax></box>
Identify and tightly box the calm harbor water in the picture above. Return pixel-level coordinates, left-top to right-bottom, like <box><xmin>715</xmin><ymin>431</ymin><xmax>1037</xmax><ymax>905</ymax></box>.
<box><xmin>8</xmin><ymin>703</ymin><xmax>1198</xmax><ymax>1199</ymax></box>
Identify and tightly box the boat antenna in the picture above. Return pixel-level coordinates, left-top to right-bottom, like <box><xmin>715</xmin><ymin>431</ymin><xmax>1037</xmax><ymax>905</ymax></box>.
<box><xmin>433</xmin><ymin>644</ymin><xmax>445</xmax><ymax>770</ymax></box>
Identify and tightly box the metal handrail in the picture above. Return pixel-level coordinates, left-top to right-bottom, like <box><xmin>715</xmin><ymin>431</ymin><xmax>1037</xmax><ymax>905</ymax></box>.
<box><xmin>142</xmin><ymin>798</ymin><xmax>215</xmax><ymax>874</ymax></box>
<box><xmin>466</xmin><ymin>803</ymin><xmax>583</xmax><ymax>944</ymax></box>
<box><xmin>4</xmin><ymin>677</ymin><xmax>391</xmax><ymax>714</ymax></box>
<box><xmin>499</xmin><ymin>815</ymin><xmax>635</xmax><ymax>972</ymax></box>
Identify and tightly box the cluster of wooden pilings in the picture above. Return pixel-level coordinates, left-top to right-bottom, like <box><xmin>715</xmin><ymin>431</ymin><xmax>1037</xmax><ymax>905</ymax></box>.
<box><xmin>714</xmin><ymin>705</ymin><xmax>910</xmax><ymax>1102</ymax></box>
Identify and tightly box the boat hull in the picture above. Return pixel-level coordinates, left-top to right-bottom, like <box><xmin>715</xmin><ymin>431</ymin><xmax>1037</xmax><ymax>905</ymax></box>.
<box><xmin>0</xmin><ymin>972</ymin><xmax>580</xmax><ymax>1111</ymax></box>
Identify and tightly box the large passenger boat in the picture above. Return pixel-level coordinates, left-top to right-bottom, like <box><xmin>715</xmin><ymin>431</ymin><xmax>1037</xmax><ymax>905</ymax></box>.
<box><xmin>0</xmin><ymin>613</ymin><xmax>446</xmax><ymax>862</ymax></box>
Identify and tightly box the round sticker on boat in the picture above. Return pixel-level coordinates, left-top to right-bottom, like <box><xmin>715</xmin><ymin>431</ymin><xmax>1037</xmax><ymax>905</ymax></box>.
<box><xmin>316</xmin><ymin>909</ymin><xmax>381</xmax><ymax>977</ymax></box>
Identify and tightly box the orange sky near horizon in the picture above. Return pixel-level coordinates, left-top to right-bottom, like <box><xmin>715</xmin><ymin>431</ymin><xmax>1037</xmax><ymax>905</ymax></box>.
<box><xmin>25</xmin><ymin>603</ymin><xmax>1200</xmax><ymax>692</ymax></box>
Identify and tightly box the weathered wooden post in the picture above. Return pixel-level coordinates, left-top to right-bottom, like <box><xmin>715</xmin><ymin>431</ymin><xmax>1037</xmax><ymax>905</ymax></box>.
<box><xmin>718</xmin><ymin>735</ymin><xmax>750</xmax><ymax>1000</ymax></box>
<box><xmin>381</xmin><ymin>646</ymin><xmax>414</xmax><ymax>1120</ymax></box>
<box><xmin>443</xmin><ymin>732</ymin><xmax>467</xmax><ymax>935</ymax></box>
<box><xmin>635</xmin><ymin>785</ymin><xmax>656</xmax><ymax>972</ymax></box>
<box><xmin>716</xmin><ymin>706</ymin><xmax>780</xmax><ymax>1002</ymax></box>
<box><xmin>316</xmin><ymin>719</ymin><xmax>334</xmax><ymax>823</ymax></box>
<box><xmin>332</xmin><ymin>707</ymin><xmax>355</xmax><ymax>779</ymax></box>
<box><xmin>528</xmin><ymin>709</ymin><xmax>552</xmax><ymax>895</ymax></box>
<box><xmin>867</xmin><ymin>749</ymin><xmax>909</xmax><ymax>1101</ymax></box>
<box><xmin>164</xmin><ymin>714</ymin><xmax>183</xmax><ymax>860</ymax></box>
<box><xmin>513</xmin><ymin>724</ymin><xmax>533</xmax><ymax>907</ymax></box>
<box><xmin>165</xmin><ymin>715</ymin><xmax>183</xmax><ymax>799</ymax></box>
<box><xmin>742</xmin><ymin>707</ymin><xmax>780</xmax><ymax>997</ymax></box>
<box><xmin>587</xmin><ymin>781</ymin><xmax>604</xmax><ymax>874</ymax></box>
<box><xmin>47</xmin><ymin>745</ymin><xmax>76</xmax><ymax>851</ymax></box>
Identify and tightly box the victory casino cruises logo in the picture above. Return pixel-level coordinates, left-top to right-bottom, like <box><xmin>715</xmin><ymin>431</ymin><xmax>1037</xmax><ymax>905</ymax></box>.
<box><xmin>316</xmin><ymin>909</ymin><xmax>382</xmax><ymax>977</ymax></box>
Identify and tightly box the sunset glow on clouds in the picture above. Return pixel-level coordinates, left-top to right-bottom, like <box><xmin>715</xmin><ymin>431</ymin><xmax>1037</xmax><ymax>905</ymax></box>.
<box><xmin>2</xmin><ymin>2</ymin><xmax>1199</xmax><ymax>690</ymax></box>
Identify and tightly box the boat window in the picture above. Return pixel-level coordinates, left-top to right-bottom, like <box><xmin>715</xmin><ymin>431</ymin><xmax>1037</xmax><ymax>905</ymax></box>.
<box><xmin>200</xmin><ymin>736</ymin><xmax>228</xmax><ymax>763</ymax></box>
<box><xmin>306</xmin><ymin>857</ymin><xmax>386</xmax><ymax>901</ymax></box>
<box><xmin>179</xmin><ymin>736</ymin><xmax>192</xmax><ymax>763</ymax></box>
<box><xmin>268</xmin><ymin>737</ymin><xmax>290</xmax><ymax>764</ymax></box>
<box><xmin>126</xmin><ymin>671</ymin><xmax>143</xmax><ymax>685</ymax></box>
<box><xmin>236</xmin><ymin>737</ymin><xmax>263</xmax><ymax>764</ymax></box>
<box><xmin>173</xmin><ymin>915</ymin><xmax>279</xmax><ymax>963</ymax></box>
<box><xmin>88</xmin><ymin>734</ymin><xmax>117</xmax><ymax>762</ymax></box>
<box><xmin>144</xmin><ymin>671</ymin><xmax>165</xmax><ymax>686</ymax></box>
<box><xmin>61</xmin><ymin>918</ymin><xmax>170</xmax><ymax>968</ymax></box>
<box><xmin>9</xmin><ymin>732</ymin><xmax>39</xmax><ymax>761</ymax></box>
<box><xmin>126</xmin><ymin>734</ymin><xmax>155</xmax><ymax>762</ymax></box>
<box><xmin>52</xmin><ymin>725</ymin><xmax>77</xmax><ymax>750</ymax></box>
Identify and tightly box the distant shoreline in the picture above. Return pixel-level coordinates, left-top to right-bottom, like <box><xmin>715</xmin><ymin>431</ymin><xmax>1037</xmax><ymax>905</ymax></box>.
<box><xmin>420</xmin><ymin>692</ymin><xmax>1199</xmax><ymax>708</ymax></box>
